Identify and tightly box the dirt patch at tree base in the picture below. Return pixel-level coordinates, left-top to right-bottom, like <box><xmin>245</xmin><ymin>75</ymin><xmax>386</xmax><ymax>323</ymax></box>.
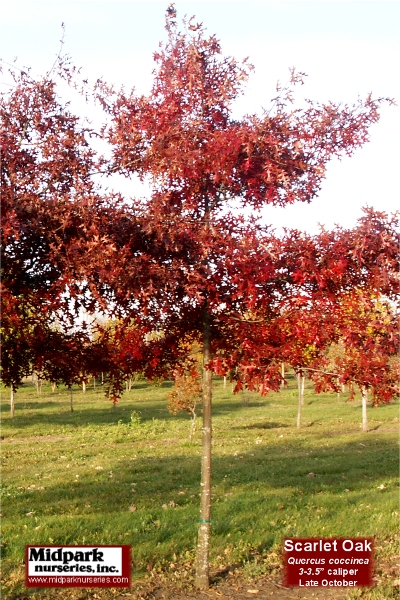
<box><xmin>118</xmin><ymin>577</ymin><xmax>350</xmax><ymax>600</ymax></box>
<box><xmin>8</xmin><ymin>582</ymin><xmax>350</xmax><ymax>600</ymax></box>
<box><xmin>8</xmin><ymin>569</ymin><xmax>398</xmax><ymax>600</ymax></box>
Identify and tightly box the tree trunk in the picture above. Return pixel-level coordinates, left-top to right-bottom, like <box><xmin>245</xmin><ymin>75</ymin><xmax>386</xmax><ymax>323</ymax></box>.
<box><xmin>189</xmin><ymin>408</ymin><xmax>197</xmax><ymax>441</ymax></box>
<box><xmin>281</xmin><ymin>362</ymin><xmax>285</xmax><ymax>388</ymax></box>
<box><xmin>35</xmin><ymin>373</ymin><xmax>42</xmax><ymax>395</ymax></box>
<box><xmin>361</xmin><ymin>386</ymin><xmax>368</xmax><ymax>432</ymax></box>
<box><xmin>297</xmin><ymin>373</ymin><xmax>304</xmax><ymax>428</ymax></box>
<box><xmin>195</xmin><ymin>306</ymin><xmax>212</xmax><ymax>590</ymax></box>
<box><xmin>93</xmin><ymin>376</ymin><xmax>96</xmax><ymax>389</ymax></box>
<box><xmin>10</xmin><ymin>387</ymin><xmax>15</xmax><ymax>417</ymax></box>
<box><xmin>300</xmin><ymin>374</ymin><xmax>305</xmax><ymax>405</ymax></box>
<box><xmin>223</xmin><ymin>375</ymin><xmax>226</xmax><ymax>389</ymax></box>
<box><xmin>70</xmin><ymin>387</ymin><xmax>74</xmax><ymax>413</ymax></box>
<box><xmin>82</xmin><ymin>380</ymin><xmax>86</xmax><ymax>393</ymax></box>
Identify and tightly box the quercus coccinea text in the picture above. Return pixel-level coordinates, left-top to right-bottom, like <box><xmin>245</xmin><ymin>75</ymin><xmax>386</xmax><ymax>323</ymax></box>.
<box><xmin>92</xmin><ymin>5</ymin><xmax>397</xmax><ymax>588</ymax></box>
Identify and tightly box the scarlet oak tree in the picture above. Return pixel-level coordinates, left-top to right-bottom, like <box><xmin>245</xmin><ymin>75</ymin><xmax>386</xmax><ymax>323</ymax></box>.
<box><xmin>96</xmin><ymin>6</ymin><xmax>393</xmax><ymax>588</ymax></box>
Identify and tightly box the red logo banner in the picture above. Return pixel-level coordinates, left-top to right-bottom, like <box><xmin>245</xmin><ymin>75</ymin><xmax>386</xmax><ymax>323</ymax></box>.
<box><xmin>283</xmin><ymin>537</ymin><xmax>374</xmax><ymax>588</ymax></box>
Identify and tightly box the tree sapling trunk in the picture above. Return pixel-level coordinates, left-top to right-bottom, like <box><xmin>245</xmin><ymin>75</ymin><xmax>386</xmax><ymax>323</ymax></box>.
<box><xmin>297</xmin><ymin>373</ymin><xmax>305</xmax><ymax>428</ymax></box>
<box><xmin>195</xmin><ymin>306</ymin><xmax>212</xmax><ymax>590</ymax></box>
<box><xmin>10</xmin><ymin>387</ymin><xmax>15</xmax><ymax>417</ymax></box>
<box><xmin>361</xmin><ymin>386</ymin><xmax>368</xmax><ymax>432</ymax></box>
<box><xmin>189</xmin><ymin>407</ymin><xmax>197</xmax><ymax>441</ymax></box>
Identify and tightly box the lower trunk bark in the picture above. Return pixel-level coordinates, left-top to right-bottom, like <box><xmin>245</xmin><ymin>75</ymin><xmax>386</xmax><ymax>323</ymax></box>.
<box><xmin>189</xmin><ymin>408</ymin><xmax>197</xmax><ymax>441</ymax></box>
<box><xmin>361</xmin><ymin>387</ymin><xmax>368</xmax><ymax>432</ymax></box>
<box><xmin>297</xmin><ymin>373</ymin><xmax>305</xmax><ymax>428</ymax></box>
<box><xmin>10</xmin><ymin>387</ymin><xmax>15</xmax><ymax>417</ymax></box>
<box><xmin>195</xmin><ymin>307</ymin><xmax>212</xmax><ymax>590</ymax></box>
<box><xmin>35</xmin><ymin>375</ymin><xmax>42</xmax><ymax>395</ymax></box>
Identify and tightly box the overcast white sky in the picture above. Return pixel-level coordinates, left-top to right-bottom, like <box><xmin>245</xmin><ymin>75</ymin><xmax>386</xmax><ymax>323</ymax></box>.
<box><xmin>1</xmin><ymin>1</ymin><xmax>398</xmax><ymax>234</ymax></box>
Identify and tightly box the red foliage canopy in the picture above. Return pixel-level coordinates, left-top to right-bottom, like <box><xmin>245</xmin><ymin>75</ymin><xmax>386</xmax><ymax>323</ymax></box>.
<box><xmin>92</xmin><ymin>8</ymin><xmax>397</xmax><ymax>392</ymax></box>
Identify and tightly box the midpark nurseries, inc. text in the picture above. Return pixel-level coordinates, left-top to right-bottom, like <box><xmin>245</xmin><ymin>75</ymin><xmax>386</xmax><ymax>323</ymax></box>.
<box><xmin>283</xmin><ymin>537</ymin><xmax>374</xmax><ymax>588</ymax></box>
<box><xmin>25</xmin><ymin>545</ymin><xmax>131</xmax><ymax>588</ymax></box>
<box><xmin>29</xmin><ymin>547</ymin><xmax>106</xmax><ymax>571</ymax></box>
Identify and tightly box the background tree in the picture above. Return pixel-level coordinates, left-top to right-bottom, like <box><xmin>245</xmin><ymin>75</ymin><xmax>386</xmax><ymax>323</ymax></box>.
<box><xmin>0</xmin><ymin>61</ymin><xmax>129</xmax><ymax>398</ymax></box>
<box><xmin>309</xmin><ymin>290</ymin><xmax>399</xmax><ymax>432</ymax></box>
<box><xmin>1</xmin><ymin>289</ymin><xmax>35</xmax><ymax>415</ymax></box>
<box><xmin>225</xmin><ymin>211</ymin><xmax>399</xmax><ymax>426</ymax></box>
<box><xmin>167</xmin><ymin>339</ymin><xmax>203</xmax><ymax>440</ymax></box>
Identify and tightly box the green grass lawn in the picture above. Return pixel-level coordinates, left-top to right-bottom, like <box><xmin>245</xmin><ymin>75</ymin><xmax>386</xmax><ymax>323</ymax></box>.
<box><xmin>1</xmin><ymin>374</ymin><xmax>399</xmax><ymax>599</ymax></box>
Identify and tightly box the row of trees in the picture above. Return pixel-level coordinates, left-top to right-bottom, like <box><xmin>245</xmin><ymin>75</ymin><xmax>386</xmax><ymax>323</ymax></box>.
<box><xmin>1</xmin><ymin>5</ymin><xmax>399</xmax><ymax>588</ymax></box>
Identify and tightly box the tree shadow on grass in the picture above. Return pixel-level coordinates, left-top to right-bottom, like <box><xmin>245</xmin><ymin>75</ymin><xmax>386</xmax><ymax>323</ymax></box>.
<box><xmin>5</xmin><ymin>401</ymin><xmax>61</xmax><ymax>411</ymax></box>
<box><xmin>3</xmin><ymin>435</ymin><xmax>397</xmax><ymax>517</ymax></box>
<box><xmin>2</xmin><ymin>394</ymin><xmax>272</xmax><ymax>431</ymax></box>
<box><xmin>2</xmin><ymin>434</ymin><xmax>398</xmax><ymax>591</ymax></box>
<box><xmin>240</xmin><ymin>422</ymin><xmax>289</xmax><ymax>430</ymax></box>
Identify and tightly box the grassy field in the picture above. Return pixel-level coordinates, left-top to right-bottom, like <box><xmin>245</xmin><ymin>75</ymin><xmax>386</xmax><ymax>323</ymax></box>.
<box><xmin>1</xmin><ymin>373</ymin><xmax>399</xmax><ymax>599</ymax></box>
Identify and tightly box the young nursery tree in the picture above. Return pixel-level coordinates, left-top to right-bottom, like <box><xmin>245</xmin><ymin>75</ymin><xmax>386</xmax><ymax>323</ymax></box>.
<box><xmin>96</xmin><ymin>5</ymin><xmax>394</xmax><ymax>587</ymax></box>
<box><xmin>283</xmin><ymin>209</ymin><xmax>400</xmax><ymax>430</ymax></box>
<box><xmin>309</xmin><ymin>289</ymin><xmax>399</xmax><ymax>431</ymax></box>
<box><xmin>229</xmin><ymin>210</ymin><xmax>399</xmax><ymax>427</ymax></box>
<box><xmin>0</xmin><ymin>61</ymin><xmax>131</xmax><ymax>397</ymax></box>
<box><xmin>167</xmin><ymin>339</ymin><xmax>203</xmax><ymax>439</ymax></box>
